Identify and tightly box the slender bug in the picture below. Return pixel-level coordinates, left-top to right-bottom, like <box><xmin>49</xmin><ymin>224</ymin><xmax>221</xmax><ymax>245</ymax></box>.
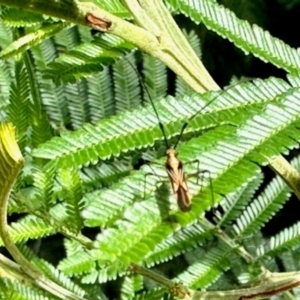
<box><xmin>125</xmin><ymin>56</ymin><xmax>241</xmax><ymax>212</ymax></box>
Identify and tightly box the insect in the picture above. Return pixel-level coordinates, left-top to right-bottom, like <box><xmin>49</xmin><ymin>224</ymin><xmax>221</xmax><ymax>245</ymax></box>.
<box><xmin>147</xmin><ymin>95</ymin><xmax>217</xmax><ymax>212</ymax></box>
<box><xmin>125</xmin><ymin>56</ymin><xmax>237</xmax><ymax>212</ymax></box>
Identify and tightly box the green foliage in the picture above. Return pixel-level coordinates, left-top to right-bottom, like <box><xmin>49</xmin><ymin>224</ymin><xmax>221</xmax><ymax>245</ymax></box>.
<box><xmin>168</xmin><ymin>0</ymin><xmax>300</xmax><ymax>73</ymax></box>
<box><xmin>1</xmin><ymin>1</ymin><xmax>300</xmax><ymax>300</ymax></box>
<box><xmin>0</xmin><ymin>278</ymin><xmax>51</xmax><ymax>300</ymax></box>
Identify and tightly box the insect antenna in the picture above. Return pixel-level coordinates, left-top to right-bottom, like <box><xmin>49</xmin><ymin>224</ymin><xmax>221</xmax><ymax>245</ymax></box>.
<box><xmin>123</xmin><ymin>56</ymin><xmax>170</xmax><ymax>149</ymax></box>
<box><xmin>124</xmin><ymin>55</ymin><xmax>221</xmax><ymax>151</ymax></box>
<box><xmin>173</xmin><ymin>79</ymin><xmax>251</xmax><ymax>149</ymax></box>
<box><xmin>172</xmin><ymin>94</ymin><xmax>218</xmax><ymax>149</ymax></box>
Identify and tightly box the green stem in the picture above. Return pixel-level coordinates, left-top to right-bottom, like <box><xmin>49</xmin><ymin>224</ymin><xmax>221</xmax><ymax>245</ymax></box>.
<box><xmin>135</xmin><ymin>0</ymin><xmax>219</xmax><ymax>91</ymax></box>
<box><xmin>129</xmin><ymin>263</ymin><xmax>191</xmax><ymax>299</ymax></box>
<box><xmin>130</xmin><ymin>263</ymin><xmax>174</xmax><ymax>289</ymax></box>
<box><xmin>199</xmin><ymin>219</ymin><xmax>257</xmax><ymax>264</ymax></box>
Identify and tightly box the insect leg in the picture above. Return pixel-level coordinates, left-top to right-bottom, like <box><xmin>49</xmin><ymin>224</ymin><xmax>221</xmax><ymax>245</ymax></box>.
<box><xmin>199</xmin><ymin>170</ymin><xmax>214</xmax><ymax>209</ymax></box>
<box><xmin>187</xmin><ymin>168</ymin><xmax>215</xmax><ymax>209</ymax></box>
<box><xmin>143</xmin><ymin>163</ymin><xmax>168</xmax><ymax>199</ymax></box>
<box><xmin>184</xmin><ymin>159</ymin><xmax>200</xmax><ymax>184</ymax></box>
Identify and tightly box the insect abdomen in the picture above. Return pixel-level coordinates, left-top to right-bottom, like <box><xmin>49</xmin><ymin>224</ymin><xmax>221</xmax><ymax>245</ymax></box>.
<box><xmin>177</xmin><ymin>186</ymin><xmax>191</xmax><ymax>212</ymax></box>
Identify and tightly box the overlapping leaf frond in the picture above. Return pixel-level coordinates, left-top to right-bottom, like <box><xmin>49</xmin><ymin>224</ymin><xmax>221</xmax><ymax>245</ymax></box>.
<box><xmin>233</xmin><ymin>173</ymin><xmax>291</xmax><ymax>237</ymax></box>
<box><xmin>177</xmin><ymin>244</ymin><xmax>231</xmax><ymax>289</ymax></box>
<box><xmin>58</xmin><ymin>168</ymin><xmax>84</xmax><ymax>233</ymax></box>
<box><xmin>27</xmin><ymin>77</ymin><xmax>300</xmax><ymax>288</ymax></box>
<box><xmin>43</xmin><ymin>34</ymin><xmax>135</xmax><ymax>84</ymax></box>
<box><xmin>144</xmin><ymin>223</ymin><xmax>215</xmax><ymax>267</ymax></box>
<box><xmin>0</xmin><ymin>22</ymin><xmax>70</xmax><ymax>60</ymax></box>
<box><xmin>32</xmin><ymin>77</ymin><xmax>291</xmax><ymax>166</ymax></box>
<box><xmin>217</xmin><ymin>172</ymin><xmax>264</xmax><ymax>226</ymax></box>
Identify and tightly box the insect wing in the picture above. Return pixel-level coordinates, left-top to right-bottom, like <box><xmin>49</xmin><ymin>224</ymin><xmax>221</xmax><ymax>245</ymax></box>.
<box><xmin>166</xmin><ymin>163</ymin><xmax>191</xmax><ymax>212</ymax></box>
<box><xmin>177</xmin><ymin>185</ymin><xmax>191</xmax><ymax>212</ymax></box>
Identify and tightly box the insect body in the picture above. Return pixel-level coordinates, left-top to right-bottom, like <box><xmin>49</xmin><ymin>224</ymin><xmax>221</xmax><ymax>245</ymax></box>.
<box><xmin>165</xmin><ymin>148</ymin><xmax>191</xmax><ymax>212</ymax></box>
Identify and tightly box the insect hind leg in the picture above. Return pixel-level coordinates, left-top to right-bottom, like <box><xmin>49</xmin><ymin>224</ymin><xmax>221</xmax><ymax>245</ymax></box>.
<box><xmin>143</xmin><ymin>164</ymin><xmax>168</xmax><ymax>199</ymax></box>
<box><xmin>186</xmin><ymin>167</ymin><xmax>215</xmax><ymax>211</ymax></box>
<box><xmin>198</xmin><ymin>169</ymin><xmax>215</xmax><ymax>210</ymax></box>
<box><xmin>143</xmin><ymin>166</ymin><xmax>174</xmax><ymax>216</ymax></box>
<box><xmin>183</xmin><ymin>159</ymin><xmax>200</xmax><ymax>184</ymax></box>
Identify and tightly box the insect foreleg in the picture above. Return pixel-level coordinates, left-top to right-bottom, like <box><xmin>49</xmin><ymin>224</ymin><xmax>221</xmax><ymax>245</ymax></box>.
<box><xmin>183</xmin><ymin>159</ymin><xmax>200</xmax><ymax>183</ymax></box>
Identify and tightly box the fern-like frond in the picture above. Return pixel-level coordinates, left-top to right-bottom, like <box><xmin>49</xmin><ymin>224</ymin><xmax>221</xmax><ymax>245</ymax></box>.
<box><xmin>64</xmin><ymin>25</ymin><xmax>93</xmax><ymax>48</ymax></box>
<box><xmin>142</xmin><ymin>53</ymin><xmax>167</xmax><ymax>103</ymax></box>
<box><xmin>31</xmin><ymin>39</ymin><xmax>70</xmax><ymax>129</ymax></box>
<box><xmin>2</xmin><ymin>2</ymin><xmax>300</xmax><ymax>298</ymax></box>
<box><xmin>32</xmin><ymin>78</ymin><xmax>300</xmax><ymax>233</ymax></box>
<box><xmin>7</xmin><ymin>60</ymin><xmax>30</xmax><ymax>150</ymax></box>
<box><xmin>120</xmin><ymin>276</ymin><xmax>136</xmax><ymax>300</ymax></box>
<box><xmin>17</xmin><ymin>50</ymin><xmax>54</xmax><ymax>148</ymax></box>
<box><xmin>65</xmin><ymin>80</ymin><xmax>91</xmax><ymax>129</ymax></box>
<box><xmin>0</xmin><ymin>59</ymin><xmax>13</xmax><ymax>109</ymax></box>
<box><xmin>29</xmin><ymin>107</ymin><xmax>53</xmax><ymax>148</ymax></box>
<box><xmin>57</xmin><ymin>168</ymin><xmax>84</xmax><ymax>233</ymax></box>
<box><xmin>8</xmin><ymin>189</ymin><xmax>29</xmax><ymax>214</ymax></box>
<box><xmin>58</xmin><ymin>250</ymin><xmax>96</xmax><ymax>276</ymax></box>
<box><xmin>85</xmin><ymin>83</ymin><xmax>300</xmax><ymax>224</ymax></box>
<box><xmin>113</xmin><ymin>52</ymin><xmax>142</xmax><ymax>112</ymax></box>
<box><xmin>217</xmin><ymin>172</ymin><xmax>264</xmax><ymax>226</ymax></box>
<box><xmin>287</xmin><ymin>73</ymin><xmax>300</xmax><ymax>88</ymax></box>
<box><xmin>56</xmin><ymin>81</ymin><xmax>300</xmax><ymax>284</ymax></box>
<box><xmin>64</xmin><ymin>239</ymin><xmax>84</xmax><ymax>257</ymax></box>
<box><xmin>79</xmin><ymin>159</ymin><xmax>131</xmax><ymax>191</ymax></box>
<box><xmin>258</xmin><ymin>222</ymin><xmax>300</xmax><ymax>260</ymax></box>
<box><xmin>134</xmin><ymin>287</ymin><xmax>168</xmax><ymax>300</ymax></box>
<box><xmin>61</xmin><ymin>201</ymin><xmax>175</xmax><ymax>281</ymax></box>
<box><xmin>31</xmin><ymin>165</ymin><xmax>55</xmax><ymax>208</ymax></box>
<box><xmin>176</xmin><ymin>244</ymin><xmax>231</xmax><ymax>289</ymax></box>
<box><xmin>233</xmin><ymin>173</ymin><xmax>291</xmax><ymax>237</ymax></box>
<box><xmin>168</xmin><ymin>0</ymin><xmax>300</xmax><ymax>73</ymax></box>
<box><xmin>81</xmin><ymin>285</ymin><xmax>108</xmax><ymax>300</ymax></box>
<box><xmin>33</xmin><ymin>77</ymin><xmax>290</xmax><ymax>167</ymax></box>
<box><xmin>280</xmin><ymin>247</ymin><xmax>300</xmax><ymax>272</ymax></box>
<box><xmin>144</xmin><ymin>223</ymin><xmax>215</xmax><ymax>267</ymax></box>
<box><xmin>0</xmin><ymin>19</ymin><xmax>13</xmax><ymax>48</ymax></box>
<box><xmin>0</xmin><ymin>215</ymin><xmax>55</xmax><ymax>246</ymax></box>
<box><xmin>86</xmin><ymin>67</ymin><xmax>115</xmax><ymax>124</ymax></box>
<box><xmin>21</xmin><ymin>246</ymin><xmax>86</xmax><ymax>297</ymax></box>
